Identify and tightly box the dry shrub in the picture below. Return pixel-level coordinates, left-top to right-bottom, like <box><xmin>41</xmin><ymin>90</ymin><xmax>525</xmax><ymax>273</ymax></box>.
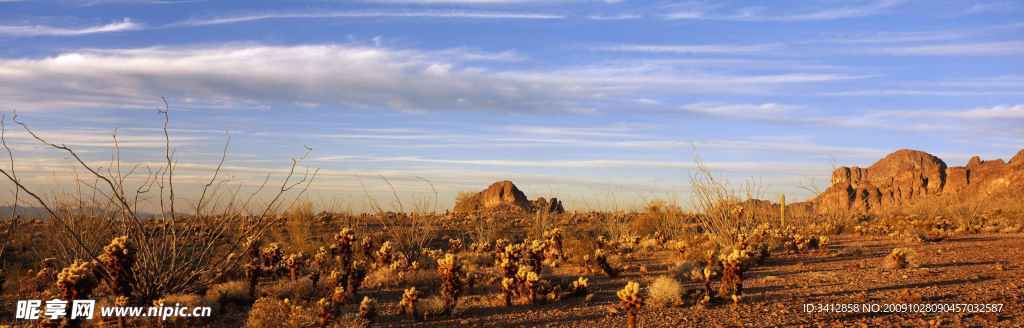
<box><xmin>634</xmin><ymin>200</ymin><xmax>688</xmax><ymax>238</ymax></box>
<box><xmin>883</xmin><ymin>248</ymin><xmax>918</xmax><ymax>270</ymax></box>
<box><xmin>245</xmin><ymin>297</ymin><xmax>317</xmax><ymax>328</ymax></box>
<box><xmin>205</xmin><ymin>281</ymin><xmax>253</xmax><ymax>310</ymax></box>
<box><xmin>156</xmin><ymin>293</ymin><xmax>205</xmax><ymax>307</ymax></box>
<box><xmin>647</xmin><ymin>275</ymin><xmax>684</xmax><ymax>308</ymax></box>
<box><xmin>264</xmin><ymin>277</ymin><xmax>317</xmax><ymax>301</ymax></box>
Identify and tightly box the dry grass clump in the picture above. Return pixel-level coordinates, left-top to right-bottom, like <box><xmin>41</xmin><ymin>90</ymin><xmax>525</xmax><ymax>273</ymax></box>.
<box><xmin>647</xmin><ymin>275</ymin><xmax>684</xmax><ymax>308</ymax></box>
<box><xmin>264</xmin><ymin>277</ymin><xmax>317</xmax><ymax>301</ymax></box>
<box><xmin>205</xmin><ymin>281</ymin><xmax>254</xmax><ymax>310</ymax></box>
<box><xmin>883</xmin><ymin>248</ymin><xmax>918</xmax><ymax>270</ymax></box>
<box><xmin>616</xmin><ymin>281</ymin><xmax>644</xmax><ymax>328</ymax></box>
<box><xmin>245</xmin><ymin>297</ymin><xmax>317</xmax><ymax>328</ymax></box>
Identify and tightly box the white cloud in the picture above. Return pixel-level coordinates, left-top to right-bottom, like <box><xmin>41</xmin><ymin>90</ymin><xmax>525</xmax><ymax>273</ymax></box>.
<box><xmin>170</xmin><ymin>10</ymin><xmax>564</xmax><ymax>27</ymax></box>
<box><xmin>0</xmin><ymin>44</ymin><xmax>862</xmax><ymax>112</ymax></box>
<box><xmin>0</xmin><ymin>18</ymin><xmax>140</xmax><ymax>37</ymax></box>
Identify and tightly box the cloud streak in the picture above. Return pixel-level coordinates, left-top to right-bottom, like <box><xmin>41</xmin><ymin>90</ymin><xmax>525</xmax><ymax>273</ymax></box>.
<box><xmin>0</xmin><ymin>18</ymin><xmax>140</xmax><ymax>37</ymax></box>
<box><xmin>170</xmin><ymin>10</ymin><xmax>565</xmax><ymax>27</ymax></box>
<box><xmin>0</xmin><ymin>44</ymin><xmax>861</xmax><ymax>112</ymax></box>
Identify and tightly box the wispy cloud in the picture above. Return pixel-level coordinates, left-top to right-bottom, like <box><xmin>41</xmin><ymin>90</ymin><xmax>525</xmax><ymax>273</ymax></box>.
<box><xmin>865</xmin><ymin>41</ymin><xmax>1024</xmax><ymax>56</ymax></box>
<box><xmin>679</xmin><ymin>103</ymin><xmax>799</xmax><ymax>120</ymax></box>
<box><xmin>0</xmin><ymin>44</ymin><xmax>861</xmax><ymax>112</ymax></box>
<box><xmin>965</xmin><ymin>1</ymin><xmax>1017</xmax><ymax>14</ymax></box>
<box><xmin>590</xmin><ymin>43</ymin><xmax>781</xmax><ymax>54</ymax></box>
<box><xmin>666</xmin><ymin>0</ymin><xmax>905</xmax><ymax>22</ymax></box>
<box><xmin>170</xmin><ymin>10</ymin><xmax>564</xmax><ymax>27</ymax></box>
<box><xmin>0</xmin><ymin>18</ymin><xmax>140</xmax><ymax>37</ymax></box>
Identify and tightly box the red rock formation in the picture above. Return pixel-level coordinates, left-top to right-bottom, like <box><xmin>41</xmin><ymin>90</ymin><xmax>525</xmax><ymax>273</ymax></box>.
<box><xmin>453</xmin><ymin>180</ymin><xmax>562</xmax><ymax>214</ymax></box>
<box><xmin>813</xmin><ymin>148</ymin><xmax>1024</xmax><ymax>213</ymax></box>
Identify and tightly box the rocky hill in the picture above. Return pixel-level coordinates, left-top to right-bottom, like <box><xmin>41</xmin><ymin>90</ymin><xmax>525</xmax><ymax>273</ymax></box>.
<box><xmin>813</xmin><ymin>148</ymin><xmax>1024</xmax><ymax>213</ymax></box>
<box><xmin>453</xmin><ymin>180</ymin><xmax>564</xmax><ymax>214</ymax></box>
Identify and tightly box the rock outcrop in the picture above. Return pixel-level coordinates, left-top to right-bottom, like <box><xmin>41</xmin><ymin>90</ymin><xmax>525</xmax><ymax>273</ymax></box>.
<box><xmin>813</xmin><ymin>148</ymin><xmax>1024</xmax><ymax>213</ymax></box>
<box><xmin>453</xmin><ymin>180</ymin><xmax>564</xmax><ymax>214</ymax></box>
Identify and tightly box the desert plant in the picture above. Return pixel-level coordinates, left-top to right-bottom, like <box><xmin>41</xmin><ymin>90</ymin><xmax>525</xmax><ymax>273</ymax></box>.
<box><xmin>543</xmin><ymin>228</ymin><xmax>564</xmax><ymax>263</ymax></box>
<box><xmin>0</xmin><ymin>113</ymin><xmax>320</xmax><ymax>302</ymax></box>
<box><xmin>246</xmin><ymin>297</ymin><xmax>317</xmax><ymax>328</ymax></box>
<box><xmin>700</xmin><ymin>250</ymin><xmax>719</xmax><ymax>305</ymax></box>
<box><xmin>98</xmin><ymin>236</ymin><xmax>136</xmax><ymax>301</ymax></box>
<box><xmin>616</xmin><ymin>281</ymin><xmax>644</xmax><ymax>328</ymax></box>
<box><xmin>516</xmin><ymin>267</ymin><xmax>543</xmax><ymax>305</ymax></box>
<box><xmin>570</xmin><ymin>276</ymin><xmax>589</xmax><ymax>297</ymax></box>
<box><xmin>719</xmin><ymin>247</ymin><xmax>749</xmax><ymax>305</ymax></box>
<box><xmin>55</xmin><ymin>260</ymin><xmax>99</xmax><ymax>328</ymax></box>
<box><xmin>317</xmin><ymin>287</ymin><xmax>347</xmax><ymax>326</ymax></box>
<box><xmin>400</xmin><ymin>287</ymin><xmax>421</xmax><ymax>321</ymax></box>
<box><xmin>284</xmin><ymin>253</ymin><xmax>306</xmax><ymax>281</ymax></box>
<box><xmin>648</xmin><ymin>275</ymin><xmax>684</xmax><ymax>308</ymax></box>
<box><xmin>884</xmin><ymin>248</ymin><xmax>918</xmax><ymax>269</ymax></box>
<box><xmin>205</xmin><ymin>281</ymin><xmax>253</xmax><ymax>310</ymax></box>
<box><xmin>592</xmin><ymin>249</ymin><xmax>619</xmax><ymax>278</ymax></box>
<box><xmin>375</xmin><ymin>241</ymin><xmax>394</xmax><ymax>268</ymax></box>
<box><xmin>437</xmin><ymin>253</ymin><xmax>465</xmax><ymax>315</ymax></box>
<box><xmin>500</xmin><ymin>277</ymin><xmax>516</xmax><ymax>306</ymax></box>
<box><xmin>358</xmin><ymin>296</ymin><xmax>378</xmax><ymax>323</ymax></box>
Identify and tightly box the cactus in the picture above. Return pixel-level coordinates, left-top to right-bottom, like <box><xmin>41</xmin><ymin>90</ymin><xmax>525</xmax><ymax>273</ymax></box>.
<box><xmin>98</xmin><ymin>236</ymin><xmax>136</xmax><ymax>300</ymax></box>
<box><xmin>779</xmin><ymin>194</ymin><xmax>786</xmax><ymax>227</ymax></box>
<box><xmin>570</xmin><ymin>277</ymin><xmax>589</xmax><ymax>297</ymax></box>
<box><xmin>358</xmin><ymin>296</ymin><xmax>378</xmax><ymax>322</ymax></box>
<box><xmin>616</xmin><ymin>281</ymin><xmax>644</xmax><ymax>328</ymax></box>
<box><xmin>284</xmin><ymin>253</ymin><xmax>305</xmax><ymax>281</ymax></box>
<box><xmin>399</xmin><ymin>287</ymin><xmax>421</xmax><ymax>321</ymax></box>
<box><xmin>593</xmin><ymin>249</ymin><xmax>619</xmax><ymax>278</ymax></box>
<box><xmin>437</xmin><ymin>253</ymin><xmax>465</xmax><ymax>316</ymax></box>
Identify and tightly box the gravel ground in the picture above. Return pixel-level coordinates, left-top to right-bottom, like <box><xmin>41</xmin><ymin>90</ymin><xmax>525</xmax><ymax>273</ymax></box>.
<box><xmin>392</xmin><ymin>233</ymin><xmax>1024</xmax><ymax>327</ymax></box>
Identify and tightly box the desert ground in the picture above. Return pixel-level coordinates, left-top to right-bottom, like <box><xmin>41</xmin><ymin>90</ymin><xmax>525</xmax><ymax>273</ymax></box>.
<box><xmin>2</xmin><ymin>148</ymin><xmax>1024</xmax><ymax>328</ymax></box>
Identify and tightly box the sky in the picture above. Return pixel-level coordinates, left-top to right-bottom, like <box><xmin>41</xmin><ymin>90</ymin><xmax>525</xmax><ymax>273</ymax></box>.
<box><xmin>0</xmin><ymin>0</ymin><xmax>1021</xmax><ymax>212</ymax></box>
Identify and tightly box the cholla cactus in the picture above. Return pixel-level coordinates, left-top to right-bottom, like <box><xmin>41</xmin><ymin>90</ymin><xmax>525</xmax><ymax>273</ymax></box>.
<box><xmin>399</xmin><ymin>287</ymin><xmax>421</xmax><ymax>321</ymax></box>
<box><xmin>436</xmin><ymin>253</ymin><xmax>465</xmax><ymax>315</ymax></box>
<box><xmin>284</xmin><ymin>253</ymin><xmax>305</xmax><ymax>281</ymax></box>
<box><xmin>593</xmin><ymin>249</ymin><xmax>619</xmax><ymax>278</ymax></box>
<box><xmin>375</xmin><ymin>241</ymin><xmax>394</xmax><ymax>267</ymax></box>
<box><xmin>616</xmin><ymin>281</ymin><xmax>644</xmax><ymax>328</ymax></box>
<box><xmin>500</xmin><ymin>277</ymin><xmax>516</xmax><ymax>306</ymax></box>
<box><xmin>719</xmin><ymin>247</ymin><xmax>749</xmax><ymax>305</ymax></box>
<box><xmin>346</xmin><ymin>261</ymin><xmax>368</xmax><ymax>299</ymax></box>
<box><xmin>515</xmin><ymin>267</ymin><xmax>542</xmax><ymax>305</ymax></box>
<box><xmin>448</xmin><ymin>238</ymin><xmax>464</xmax><ymax>251</ymax></box>
<box><xmin>360</xmin><ymin>237</ymin><xmax>375</xmax><ymax>261</ymax></box>
<box><xmin>317</xmin><ymin>288</ymin><xmax>346</xmax><ymax>327</ymax></box>
<box><xmin>333</xmin><ymin>228</ymin><xmax>356</xmax><ymax>265</ymax></box>
<box><xmin>358</xmin><ymin>296</ymin><xmax>378</xmax><ymax>322</ymax></box>
<box><xmin>98</xmin><ymin>236</ymin><xmax>135</xmax><ymax>299</ymax></box>
<box><xmin>310</xmin><ymin>247</ymin><xmax>330</xmax><ymax>284</ymax></box>
<box><xmin>260</xmin><ymin>243</ymin><xmax>284</xmax><ymax>269</ymax></box>
<box><xmin>543</xmin><ymin>228</ymin><xmax>564</xmax><ymax>262</ymax></box>
<box><xmin>525</xmin><ymin>240</ymin><xmax>546</xmax><ymax>273</ymax></box>
<box><xmin>570</xmin><ymin>277</ymin><xmax>589</xmax><ymax>297</ymax></box>
<box><xmin>700</xmin><ymin>250</ymin><xmax>719</xmax><ymax>305</ymax></box>
<box><xmin>57</xmin><ymin>260</ymin><xmax>99</xmax><ymax>302</ymax></box>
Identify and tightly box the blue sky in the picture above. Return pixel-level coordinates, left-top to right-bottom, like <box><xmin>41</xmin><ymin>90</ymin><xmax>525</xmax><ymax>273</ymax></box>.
<box><xmin>0</xmin><ymin>0</ymin><xmax>1021</xmax><ymax>212</ymax></box>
